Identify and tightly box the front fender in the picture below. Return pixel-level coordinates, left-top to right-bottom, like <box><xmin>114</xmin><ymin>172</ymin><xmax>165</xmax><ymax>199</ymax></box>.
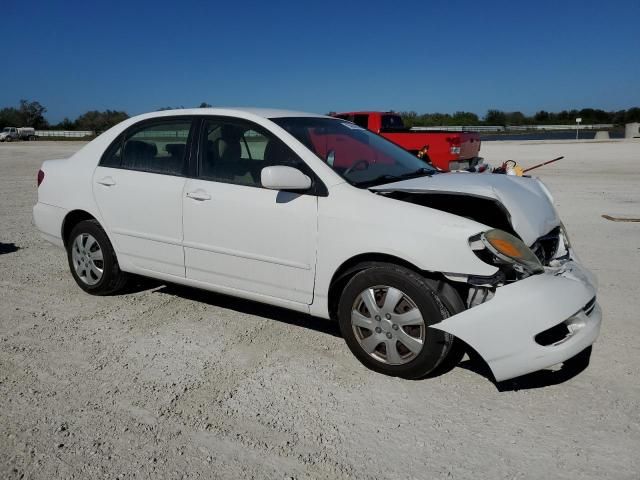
<box><xmin>310</xmin><ymin>184</ymin><xmax>497</xmax><ymax>318</ymax></box>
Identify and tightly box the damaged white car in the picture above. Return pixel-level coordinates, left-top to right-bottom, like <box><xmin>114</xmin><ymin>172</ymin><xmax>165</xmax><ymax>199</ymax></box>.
<box><xmin>33</xmin><ymin>108</ymin><xmax>601</xmax><ymax>382</ymax></box>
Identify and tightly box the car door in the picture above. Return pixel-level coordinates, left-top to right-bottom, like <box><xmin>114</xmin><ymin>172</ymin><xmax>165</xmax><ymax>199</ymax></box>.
<box><xmin>182</xmin><ymin>117</ymin><xmax>318</xmax><ymax>305</ymax></box>
<box><xmin>93</xmin><ymin>118</ymin><xmax>194</xmax><ymax>277</ymax></box>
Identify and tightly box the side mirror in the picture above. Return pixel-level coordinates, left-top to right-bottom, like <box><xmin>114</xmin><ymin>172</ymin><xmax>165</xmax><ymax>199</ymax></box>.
<box><xmin>261</xmin><ymin>166</ymin><xmax>312</xmax><ymax>191</ymax></box>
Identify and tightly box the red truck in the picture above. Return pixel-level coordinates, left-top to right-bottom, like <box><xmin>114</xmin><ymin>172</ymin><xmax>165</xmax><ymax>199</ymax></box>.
<box><xmin>332</xmin><ymin>111</ymin><xmax>482</xmax><ymax>171</ymax></box>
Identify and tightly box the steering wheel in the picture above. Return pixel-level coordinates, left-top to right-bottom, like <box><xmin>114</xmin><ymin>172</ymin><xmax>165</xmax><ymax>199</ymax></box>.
<box><xmin>344</xmin><ymin>159</ymin><xmax>370</xmax><ymax>175</ymax></box>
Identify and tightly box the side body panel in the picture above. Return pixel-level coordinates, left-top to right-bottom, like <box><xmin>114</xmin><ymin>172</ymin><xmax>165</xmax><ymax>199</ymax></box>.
<box><xmin>182</xmin><ymin>179</ymin><xmax>317</xmax><ymax>304</ymax></box>
<box><xmin>34</xmin><ymin>156</ymin><xmax>104</xmax><ymax>245</ymax></box>
<box><xmin>32</xmin><ymin>202</ymin><xmax>66</xmax><ymax>247</ymax></box>
<box><xmin>381</xmin><ymin>131</ymin><xmax>481</xmax><ymax>170</ymax></box>
<box><xmin>309</xmin><ymin>184</ymin><xmax>498</xmax><ymax>318</ymax></box>
<box><xmin>92</xmin><ymin>166</ymin><xmax>186</xmax><ymax>276</ymax></box>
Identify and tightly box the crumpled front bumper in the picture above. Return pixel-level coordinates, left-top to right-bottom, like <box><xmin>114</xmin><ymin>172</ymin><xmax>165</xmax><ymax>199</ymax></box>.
<box><xmin>432</xmin><ymin>261</ymin><xmax>601</xmax><ymax>382</ymax></box>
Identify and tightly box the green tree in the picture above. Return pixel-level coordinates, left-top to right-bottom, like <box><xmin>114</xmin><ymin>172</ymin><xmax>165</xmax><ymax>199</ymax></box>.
<box><xmin>75</xmin><ymin>110</ymin><xmax>129</xmax><ymax>133</ymax></box>
<box><xmin>0</xmin><ymin>107</ymin><xmax>21</xmax><ymax>128</ymax></box>
<box><xmin>534</xmin><ymin>110</ymin><xmax>550</xmax><ymax>123</ymax></box>
<box><xmin>0</xmin><ymin>99</ymin><xmax>48</xmax><ymax>128</ymax></box>
<box><xmin>18</xmin><ymin>99</ymin><xmax>48</xmax><ymax>129</ymax></box>
<box><xmin>54</xmin><ymin>117</ymin><xmax>77</xmax><ymax>130</ymax></box>
<box><xmin>156</xmin><ymin>105</ymin><xmax>185</xmax><ymax>111</ymax></box>
<box><xmin>484</xmin><ymin>109</ymin><xmax>507</xmax><ymax>126</ymax></box>
<box><xmin>624</xmin><ymin>107</ymin><xmax>640</xmax><ymax>123</ymax></box>
<box><xmin>505</xmin><ymin>111</ymin><xmax>527</xmax><ymax>125</ymax></box>
<box><xmin>198</xmin><ymin>102</ymin><xmax>212</xmax><ymax>108</ymax></box>
<box><xmin>452</xmin><ymin>111</ymin><xmax>480</xmax><ymax>125</ymax></box>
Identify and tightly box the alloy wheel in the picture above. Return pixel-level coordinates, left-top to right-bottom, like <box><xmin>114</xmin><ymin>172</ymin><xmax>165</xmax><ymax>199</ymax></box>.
<box><xmin>351</xmin><ymin>285</ymin><xmax>426</xmax><ymax>365</ymax></box>
<box><xmin>71</xmin><ymin>233</ymin><xmax>104</xmax><ymax>285</ymax></box>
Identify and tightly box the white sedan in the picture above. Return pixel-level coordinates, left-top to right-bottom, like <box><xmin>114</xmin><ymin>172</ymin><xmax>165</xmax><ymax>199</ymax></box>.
<box><xmin>33</xmin><ymin>108</ymin><xmax>601</xmax><ymax>381</ymax></box>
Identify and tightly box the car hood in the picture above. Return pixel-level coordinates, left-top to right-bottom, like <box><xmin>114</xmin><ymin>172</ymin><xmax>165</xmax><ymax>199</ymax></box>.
<box><xmin>370</xmin><ymin>173</ymin><xmax>561</xmax><ymax>245</ymax></box>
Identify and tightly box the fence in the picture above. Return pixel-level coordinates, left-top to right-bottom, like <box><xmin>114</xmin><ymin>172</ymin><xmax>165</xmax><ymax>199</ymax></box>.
<box><xmin>412</xmin><ymin>126</ymin><xmax>505</xmax><ymax>132</ymax></box>
<box><xmin>506</xmin><ymin>124</ymin><xmax>614</xmax><ymax>131</ymax></box>
<box><xmin>35</xmin><ymin>130</ymin><xmax>94</xmax><ymax>138</ymax></box>
<box><xmin>411</xmin><ymin>124</ymin><xmax>614</xmax><ymax>133</ymax></box>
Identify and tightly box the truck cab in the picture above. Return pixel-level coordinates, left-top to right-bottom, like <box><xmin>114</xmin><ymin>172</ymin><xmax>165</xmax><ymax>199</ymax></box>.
<box><xmin>332</xmin><ymin>111</ymin><xmax>482</xmax><ymax>171</ymax></box>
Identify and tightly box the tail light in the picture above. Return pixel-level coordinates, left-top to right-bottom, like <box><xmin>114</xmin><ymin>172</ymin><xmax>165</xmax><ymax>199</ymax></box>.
<box><xmin>447</xmin><ymin>137</ymin><xmax>461</xmax><ymax>155</ymax></box>
<box><xmin>37</xmin><ymin>169</ymin><xmax>45</xmax><ymax>187</ymax></box>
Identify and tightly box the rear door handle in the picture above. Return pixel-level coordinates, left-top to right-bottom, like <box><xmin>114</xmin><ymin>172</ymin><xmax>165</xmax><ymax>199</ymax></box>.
<box><xmin>97</xmin><ymin>176</ymin><xmax>116</xmax><ymax>187</ymax></box>
<box><xmin>186</xmin><ymin>190</ymin><xmax>211</xmax><ymax>201</ymax></box>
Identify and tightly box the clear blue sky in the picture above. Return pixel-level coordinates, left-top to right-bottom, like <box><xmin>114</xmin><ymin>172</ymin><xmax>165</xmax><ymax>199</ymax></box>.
<box><xmin>2</xmin><ymin>0</ymin><xmax>639</xmax><ymax>122</ymax></box>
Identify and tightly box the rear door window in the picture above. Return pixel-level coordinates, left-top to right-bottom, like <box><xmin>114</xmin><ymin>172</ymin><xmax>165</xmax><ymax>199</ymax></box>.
<box><xmin>102</xmin><ymin>119</ymin><xmax>193</xmax><ymax>175</ymax></box>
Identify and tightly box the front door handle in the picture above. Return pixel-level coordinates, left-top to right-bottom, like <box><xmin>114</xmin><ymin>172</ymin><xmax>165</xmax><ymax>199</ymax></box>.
<box><xmin>186</xmin><ymin>190</ymin><xmax>211</xmax><ymax>201</ymax></box>
<box><xmin>97</xmin><ymin>176</ymin><xmax>116</xmax><ymax>187</ymax></box>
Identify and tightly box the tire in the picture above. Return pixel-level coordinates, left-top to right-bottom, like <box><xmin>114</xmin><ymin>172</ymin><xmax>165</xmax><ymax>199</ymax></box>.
<box><xmin>337</xmin><ymin>263</ymin><xmax>462</xmax><ymax>379</ymax></box>
<box><xmin>66</xmin><ymin>219</ymin><xmax>128</xmax><ymax>295</ymax></box>
<box><xmin>5</xmin><ymin>137</ymin><xmax>11</xmax><ymax>142</ymax></box>
<box><xmin>29</xmin><ymin>135</ymin><xmax>37</xmax><ymax>141</ymax></box>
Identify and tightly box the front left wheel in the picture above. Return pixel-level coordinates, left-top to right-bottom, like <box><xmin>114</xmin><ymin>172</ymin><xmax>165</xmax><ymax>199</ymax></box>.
<box><xmin>66</xmin><ymin>220</ymin><xmax>128</xmax><ymax>295</ymax></box>
<box><xmin>337</xmin><ymin>263</ymin><xmax>463</xmax><ymax>379</ymax></box>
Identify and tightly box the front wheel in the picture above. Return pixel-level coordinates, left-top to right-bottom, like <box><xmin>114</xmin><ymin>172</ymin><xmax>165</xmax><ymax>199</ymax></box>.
<box><xmin>337</xmin><ymin>264</ymin><xmax>462</xmax><ymax>379</ymax></box>
<box><xmin>66</xmin><ymin>220</ymin><xmax>128</xmax><ymax>295</ymax></box>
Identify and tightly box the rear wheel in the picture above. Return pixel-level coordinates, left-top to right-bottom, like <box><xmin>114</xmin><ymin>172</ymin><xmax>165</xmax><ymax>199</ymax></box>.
<box><xmin>66</xmin><ymin>220</ymin><xmax>128</xmax><ymax>295</ymax></box>
<box><xmin>337</xmin><ymin>263</ymin><xmax>462</xmax><ymax>379</ymax></box>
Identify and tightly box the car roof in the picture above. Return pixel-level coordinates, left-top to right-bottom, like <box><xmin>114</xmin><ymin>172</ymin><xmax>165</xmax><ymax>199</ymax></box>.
<box><xmin>334</xmin><ymin>111</ymin><xmax>397</xmax><ymax>116</ymax></box>
<box><xmin>129</xmin><ymin>107</ymin><xmax>332</xmax><ymax>122</ymax></box>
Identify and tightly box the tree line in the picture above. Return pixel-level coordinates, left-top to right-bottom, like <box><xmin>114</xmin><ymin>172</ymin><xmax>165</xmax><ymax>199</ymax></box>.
<box><xmin>0</xmin><ymin>100</ymin><xmax>213</xmax><ymax>133</ymax></box>
<box><xmin>401</xmin><ymin>107</ymin><xmax>640</xmax><ymax>128</ymax></box>
<box><xmin>2</xmin><ymin>99</ymin><xmax>639</xmax><ymax>132</ymax></box>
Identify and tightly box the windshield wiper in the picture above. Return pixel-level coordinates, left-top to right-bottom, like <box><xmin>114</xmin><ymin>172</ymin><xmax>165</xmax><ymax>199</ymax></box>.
<box><xmin>354</xmin><ymin>168</ymin><xmax>436</xmax><ymax>188</ymax></box>
<box><xmin>353</xmin><ymin>174</ymin><xmax>402</xmax><ymax>188</ymax></box>
<box><xmin>399</xmin><ymin>167</ymin><xmax>435</xmax><ymax>179</ymax></box>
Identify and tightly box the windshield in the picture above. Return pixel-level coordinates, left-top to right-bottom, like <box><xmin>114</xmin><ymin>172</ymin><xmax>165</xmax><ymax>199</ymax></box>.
<box><xmin>2</xmin><ymin>128</ymin><xmax>10</xmax><ymax>132</ymax></box>
<box><xmin>271</xmin><ymin>117</ymin><xmax>435</xmax><ymax>187</ymax></box>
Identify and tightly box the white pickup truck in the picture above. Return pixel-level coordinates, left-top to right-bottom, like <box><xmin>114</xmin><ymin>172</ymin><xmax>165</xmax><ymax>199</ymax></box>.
<box><xmin>0</xmin><ymin>127</ymin><xmax>37</xmax><ymax>142</ymax></box>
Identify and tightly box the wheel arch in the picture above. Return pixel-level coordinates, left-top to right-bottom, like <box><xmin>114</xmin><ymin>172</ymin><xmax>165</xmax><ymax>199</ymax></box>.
<box><xmin>327</xmin><ymin>252</ymin><xmax>458</xmax><ymax>321</ymax></box>
<box><xmin>61</xmin><ymin>210</ymin><xmax>99</xmax><ymax>247</ymax></box>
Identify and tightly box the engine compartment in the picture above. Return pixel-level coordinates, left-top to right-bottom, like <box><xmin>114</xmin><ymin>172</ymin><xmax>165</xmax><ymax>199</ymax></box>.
<box><xmin>381</xmin><ymin>191</ymin><xmax>517</xmax><ymax>237</ymax></box>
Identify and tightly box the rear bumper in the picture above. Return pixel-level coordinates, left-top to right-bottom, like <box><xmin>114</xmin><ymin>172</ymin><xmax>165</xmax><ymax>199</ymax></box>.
<box><xmin>33</xmin><ymin>202</ymin><xmax>66</xmax><ymax>247</ymax></box>
<box><xmin>448</xmin><ymin>156</ymin><xmax>483</xmax><ymax>171</ymax></box>
<box><xmin>432</xmin><ymin>260</ymin><xmax>601</xmax><ymax>382</ymax></box>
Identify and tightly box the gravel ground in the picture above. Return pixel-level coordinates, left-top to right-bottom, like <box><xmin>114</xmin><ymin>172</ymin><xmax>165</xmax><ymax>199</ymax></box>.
<box><xmin>1</xmin><ymin>140</ymin><xmax>639</xmax><ymax>479</ymax></box>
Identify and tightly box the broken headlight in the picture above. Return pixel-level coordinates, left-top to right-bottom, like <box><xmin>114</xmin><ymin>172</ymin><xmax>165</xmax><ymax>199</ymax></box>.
<box><xmin>470</xmin><ymin>229</ymin><xmax>544</xmax><ymax>277</ymax></box>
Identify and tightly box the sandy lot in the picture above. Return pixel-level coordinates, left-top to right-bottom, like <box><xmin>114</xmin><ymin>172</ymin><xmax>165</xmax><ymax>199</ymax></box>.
<box><xmin>1</xmin><ymin>140</ymin><xmax>639</xmax><ymax>479</ymax></box>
